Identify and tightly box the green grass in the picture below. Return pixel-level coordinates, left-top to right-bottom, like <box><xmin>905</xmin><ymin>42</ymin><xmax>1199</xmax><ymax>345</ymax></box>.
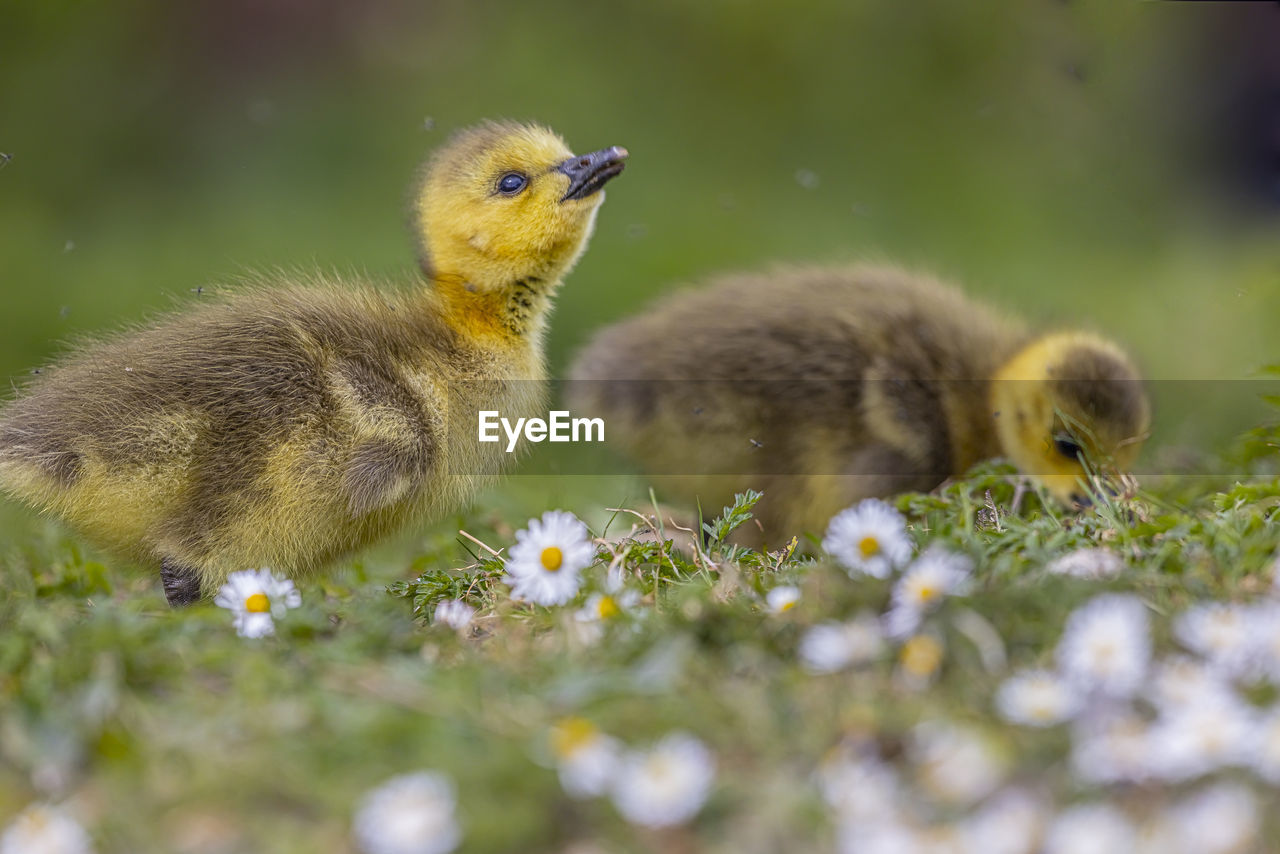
<box><xmin>4</xmin><ymin>416</ymin><xmax>1280</xmax><ymax>852</ymax></box>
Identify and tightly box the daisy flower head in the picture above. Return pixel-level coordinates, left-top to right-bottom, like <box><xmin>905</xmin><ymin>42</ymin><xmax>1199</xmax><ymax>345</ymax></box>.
<box><xmin>1043</xmin><ymin>803</ymin><xmax>1137</xmax><ymax>854</ymax></box>
<box><xmin>1070</xmin><ymin>707</ymin><xmax>1155</xmax><ymax>786</ymax></box>
<box><xmin>822</xmin><ymin>499</ymin><xmax>912</xmax><ymax>579</ymax></box>
<box><xmin>818</xmin><ymin>748</ymin><xmax>901</xmax><ymax>821</ymax></box>
<box><xmin>550</xmin><ymin>717</ymin><xmax>621</xmax><ymax>799</ymax></box>
<box><xmin>799</xmin><ymin>614</ymin><xmax>885</xmax><ymax>674</ymax></box>
<box><xmin>1249</xmin><ymin>705</ymin><xmax>1280</xmax><ymax>784</ymax></box>
<box><xmin>884</xmin><ymin>547</ymin><xmax>971</xmax><ymax>639</ymax></box>
<box><xmin>571</xmin><ymin>590</ymin><xmax>641</xmax><ymax>644</ymax></box>
<box><xmin>835</xmin><ymin>818</ymin><xmax>924</xmax><ymax>854</ymax></box>
<box><xmin>1243</xmin><ymin>601</ymin><xmax>1280</xmax><ymax>682</ymax></box>
<box><xmin>575</xmin><ymin>590</ymin><xmax>640</xmax><ymax>625</ymax></box>
<box><xmin>610</xmin><ymin>732</ymin><xmax>715</xmax><ymax>828</ymax></box>
<box><xmin>352</xmin><ymin>771</ymin><xmax>461</xmax><ymax>854</ymax></box>
<box><xmin>1147</xmin><ymin>655</ymin><xmax>1234</xmax><ymax>712</ymax></box>
<box><xmin>909</xmin><ymin>721</ymin><xmax>1006</xmax><ymax>807</ymax></box>
<box><xmin>1164</xmin><ymin>782</ymin><xmax>1259</xmax><ymax>854</ymax></box>
<box><xmin>1144</xmin><ymin>691</ymin><xmax>1254</xmax><ymax>782</ymax></box>
<box><xmin>995</xmin><ymin>669</ymin><xmax>1084</xmax><ymax>727</ymax></box>
<box><xmin>898</xmin><ymin>633</ymin><xmax>945</xmax><ymax>684</ymax></box>
<box><xmin>213</xmin><ymin>568</ymin><xmax>302</xmax><ymax>639</ymax></box>
<box><xmin>1174</xmin><ymin>602</ymin><xmax>1258</xmax><ymax>679</ymax></box>
<box><xmin>1056</xmin><ymin>593</ymin><xmax>1151</xmax><ymax>698</ymax></box>
<box><xmin>432</xmin><ymin>599</ymin><xmax>475</xmax><ymax>631</ymax></box>
<box><xmin>765</xmin><ymin>584</ymin><xmax>802</xmax><ymax>614</ymax></box>
<box><xmin>503</xmin><ymin>510</ymin><xmax>594</xmax><ymax>607</ymax></box>
<box><xmin>0</xmin><ymin>803</ymin><xmax>93</xmax><ymax>854</ymax></box>
<box><xmin>957</xmin><ymin>788</ymin><xmax>1049</xmax><ymax>854</ymax></box>
<box><xmin>1044</xmin><ymin>547</ymin><xmax>1124</xmax><ymax>580</ymax></box>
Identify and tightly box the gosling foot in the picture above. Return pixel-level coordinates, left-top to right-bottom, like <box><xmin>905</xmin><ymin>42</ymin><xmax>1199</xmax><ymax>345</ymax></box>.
<box><xmin>161</xmin><ymin>557</ymin><xmax>202</xmax><ymax>607</ymax></box>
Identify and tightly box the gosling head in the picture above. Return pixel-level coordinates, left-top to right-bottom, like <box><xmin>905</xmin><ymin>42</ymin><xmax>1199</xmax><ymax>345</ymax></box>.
<box><xmin>990</xmin><ymin>332</ymin><xmax>1150</xmax><ymax>506</ymax></box>
<box><xmin>413</xmin><ymin>120</ymin><xmax>628</xmax><ymax>292</ymax></box>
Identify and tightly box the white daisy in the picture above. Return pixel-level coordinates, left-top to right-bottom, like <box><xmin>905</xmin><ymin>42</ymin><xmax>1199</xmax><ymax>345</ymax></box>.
<box><xmin>352</xmin><ymin>771</ymin><xmax>461</xmax><ymax>854</ymax></box>
<box><xmin>1164</xmin><ymin>782</ymin><xmax>1259</xmax><ymax>854</ymax></box>
<box><xmin>897</xmin><ymin>633</ymin><xmax>946</xmax><ymax>685</ymax></box>
<box><xmin>1043</xmin><ymin>804</ymin><xmax>1137</xmax><ymax>854</ymax></box>
<box><xmin>818</xmin><ymin>748</ymin><xmax>902</xmax><ymax>821</ymax></box>
<box><xmin>822</xmin><ymin>499</ymin><xmax>912</xmax><ymax>579</ymax></box>
<box><xmin>503</xmin><ymin>510</ymin><xmax>594</xmax><ymax>606</ymax></box>
<box><xmin>799</xmin><ymin>614</ymin><xmax>885</xmax><ymax>674</ymax></box>
<box><xmin>1135</xmin><ymin>813</ymin><xmax>1183</xmax><ymax>854</ymax></box>
<box><xmin>575</xmin><ymin>590</ymin><xmax>639</xmax><ymax>624</ymax></box>
<box><xmin>995</xmin><ymin>669</ymin><xmax>1083</xmax><ymax>727</ymax></box>
<box><xmin>909</xmin><ymin>721</ymin><xmax>1006</xmax><ymax>807</ymax></box>
<box><xmin>765</xmin><ymin>584</ymin><xmax>802</xmax><ymax>614</ymax></box>
<box><xmin>836</xmin><ymin>817</ymin><xmax>924</xmax><ymax>854</ymax></box>
<box><xmin>0</xmin><ymin>803</ymin><xmax>93</xmax><ymax>854</ymax></box>
<box><xmin>1044</xmin><ymin>547</ymin><xmax>1124</xmax><ymax>579</ymax></box>
<box><xmin>1069</xmin><ymin>707</ymin><xmax>1154</xmax><ymax>785</ymax></box>
<box><xmin>1244</xmin><ymin>602</ymin><xmax>1280</xmax><ymax>683</ymax></box>
<box><xmin>570</xmin><ymin>590</ymin><xmax>641</xmax><ymax>644</ymax></box>
<box><xmin>1248</xmin><ymin>705</ymin><xmax>1280</xmax><ymax>784</ymax></box>
<box><xmin>957</xmin><ymin>788</ymin><xmax>1048</xmax><ymax>854</ymax></box>
<box><xmin>1173</xmin><ymin>602</ymin><xmax>1258</xmax><ymax>679</ymax></box>
<box><xmin>1056</xmin><ymin>594</ymin><xmax>1150</xmax><ymax>698</ymax></box>
<box><xmin>1145</xmin><ymin>692</ymin><xmax>1254</xmax><ymax>782</ymax></box>
<box><xmin>550</xmin><ymin>717</ymin><xmax>621</xmax><ymax>799</ymax></box>
<box><xmin>432</xmin><ymin>599</ymin><xmax>475</xmax><ymax>631</ymax></box>
<box><xmin>610</xmin><ymin>732</ymin><xmax>715</xmax><ymax>828</ymax></box>
<box><xmin>213</xmin><ymin>568</ymin><xmax>302</xmax><ymax>639</ymax></box>
<box><xmin>1147</xmin><ymin>655</ymin><xmax>1235</xmax><ymax>712</ymax></box>
<box><xmin>884</xmin><ymin>548</ymin><xmax>971</xmax><ymax>639</ymax></box>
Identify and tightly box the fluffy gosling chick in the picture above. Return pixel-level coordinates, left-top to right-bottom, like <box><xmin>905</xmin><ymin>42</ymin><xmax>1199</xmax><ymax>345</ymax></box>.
<box><xmin>568</xmin><ymin>265</ymin><xmax>1148</xmax><ymax>543</ymax></box>
<box><xmin>0</xmin><ymin>121</ymin><xmax>627</xmax><ymax>604</ymax></box>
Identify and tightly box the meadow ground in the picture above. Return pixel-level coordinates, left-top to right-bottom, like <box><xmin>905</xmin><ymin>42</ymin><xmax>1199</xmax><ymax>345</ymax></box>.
<box><xmin>4</xmin><ymin>412</ymin><xmax>1280</xmax><ymax>853</ymax></box>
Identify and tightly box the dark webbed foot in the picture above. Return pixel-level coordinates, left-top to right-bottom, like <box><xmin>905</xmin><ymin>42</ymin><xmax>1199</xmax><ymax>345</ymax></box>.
<box><xmin>161</xmin><ymin>557</ymin><xmax>202</xmax><ymax>607</ymax></box>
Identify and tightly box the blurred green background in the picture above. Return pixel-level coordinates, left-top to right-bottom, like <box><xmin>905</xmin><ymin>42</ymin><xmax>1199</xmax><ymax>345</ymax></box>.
<box><xmin>2</xmin><ymin>0</ymin><xmax>1278</xmax><ymax>482</ymax></box>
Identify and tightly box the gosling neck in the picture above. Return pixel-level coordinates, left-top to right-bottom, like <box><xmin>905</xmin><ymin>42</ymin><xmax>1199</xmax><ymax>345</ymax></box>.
<box><xmin>430</xmin><ymin>269</ymin><xmax>563</xmax><ymax>343</ymax></box>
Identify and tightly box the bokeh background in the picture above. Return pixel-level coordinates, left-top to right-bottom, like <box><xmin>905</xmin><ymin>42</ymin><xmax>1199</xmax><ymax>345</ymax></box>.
<box><xmin>2</xmin><ymin>0</ymin><xmax>1279</xmax><ymax>509</ymax></box>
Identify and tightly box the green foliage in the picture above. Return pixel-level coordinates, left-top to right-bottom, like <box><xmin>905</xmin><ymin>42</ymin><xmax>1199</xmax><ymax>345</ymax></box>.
<box><xmin>387</xmin><ymin>554</ymin><xmax>505</xmax><ymax>620</ymax></box>
<box><xmin>701</xmin><ymin>489</ymin><xmax>763</xmax><ymax>546</ymax></box>
<box><xmin>4</xmin><ymin>440</ymin><xmax>1280</xmax><ymax>850</ymax></box>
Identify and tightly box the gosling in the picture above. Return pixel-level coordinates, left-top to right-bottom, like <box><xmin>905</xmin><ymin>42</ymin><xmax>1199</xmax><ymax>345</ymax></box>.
<box><xmin>568</xmin><ymin>265</ymin><xmax>1149</xmax><ymax>543</ymax></box>
<box><xmin>0</xmin><ymin>121</ymin><xmax>627</xmax><ymax>604</ymax></box>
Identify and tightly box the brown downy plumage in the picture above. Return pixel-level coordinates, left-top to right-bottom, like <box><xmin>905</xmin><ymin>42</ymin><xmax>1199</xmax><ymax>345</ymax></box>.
<box><xmin>0</xmin><ymin>121</ymin><xmax>627</xmax><ymax>604</ymax></box>
<box><xmin>568</xmin><ymin>265</ymin><xmax>1149</xmax><ymax>544</ymax></box>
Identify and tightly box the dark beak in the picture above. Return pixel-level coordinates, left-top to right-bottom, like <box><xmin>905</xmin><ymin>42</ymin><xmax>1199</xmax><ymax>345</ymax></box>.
<box><xmin>558</xmin><ymin>146</ymin><xmax>628</xmax><ymax>202</ymax></box>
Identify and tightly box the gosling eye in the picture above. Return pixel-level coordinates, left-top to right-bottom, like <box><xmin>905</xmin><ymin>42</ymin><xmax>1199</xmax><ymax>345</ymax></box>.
<box><xmin>496</xmin><ymin>172</ymin><xmax>529</xmax><ymax>195</ymax></box>
<box><xmin>1053</xmin><ymin>437</ymin><xmax>1084</xmax><ymax>460</ymax></box>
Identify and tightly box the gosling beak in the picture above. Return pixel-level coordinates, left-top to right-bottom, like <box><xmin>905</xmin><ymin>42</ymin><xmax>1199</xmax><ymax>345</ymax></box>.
<box><xmin>558</xmin><ymin>146</ymin><xmax>628</xmax><ymax>202</ymax></box>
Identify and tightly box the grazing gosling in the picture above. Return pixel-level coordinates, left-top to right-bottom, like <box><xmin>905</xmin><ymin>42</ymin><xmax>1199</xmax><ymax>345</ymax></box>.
<box><xmin>0</xmin><ymin>121</ymin><xmax>627</xmax><ymax>605</ymax></box>
<box><xmin>568</xmin><ymin>265</ymin><xmax>1148</xmax><ymax>543</ymax></box>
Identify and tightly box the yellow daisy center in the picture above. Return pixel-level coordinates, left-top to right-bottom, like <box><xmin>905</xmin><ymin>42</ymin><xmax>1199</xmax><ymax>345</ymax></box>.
<box><xmin>244</xmin><ymin>592</ymin><xmax>271</xmax><ymax>613</ymax></box>
<box><xmin>901</xmin><ymin>634</ymin><xmax>944</xmax><ymax>677</ymax></box>
<box><xmin>597</xmin><ymin>595</ymin><xmax>620</xmax><ymax>619</ymax></box>
<box><xmin>551</xmin><ymin>716</ymin><xmax>598</xmax><ymax>758</ymax></box>
<box><xmin>779</xmin><ymin>599</ymin><xmax>797</xmax><ymax>612</ymax></box>
<box><xmin>646</xmin><ymin>755</ymin><xmax>676</xmax><ymax>782</ymax></box>
<box><xmin>858</xmin><ymin>536</ymin><xmax>881</xmax><ymax>559</ymax></box>
<box><xmin>540</xmin><ymin>546</ymin><xmax>564</xmax><ymax>572</ymax></box>
<box><xmin>915</xmin><ymin>585</ymin><xmax>937</xmax><ymax>603</ymax></box>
